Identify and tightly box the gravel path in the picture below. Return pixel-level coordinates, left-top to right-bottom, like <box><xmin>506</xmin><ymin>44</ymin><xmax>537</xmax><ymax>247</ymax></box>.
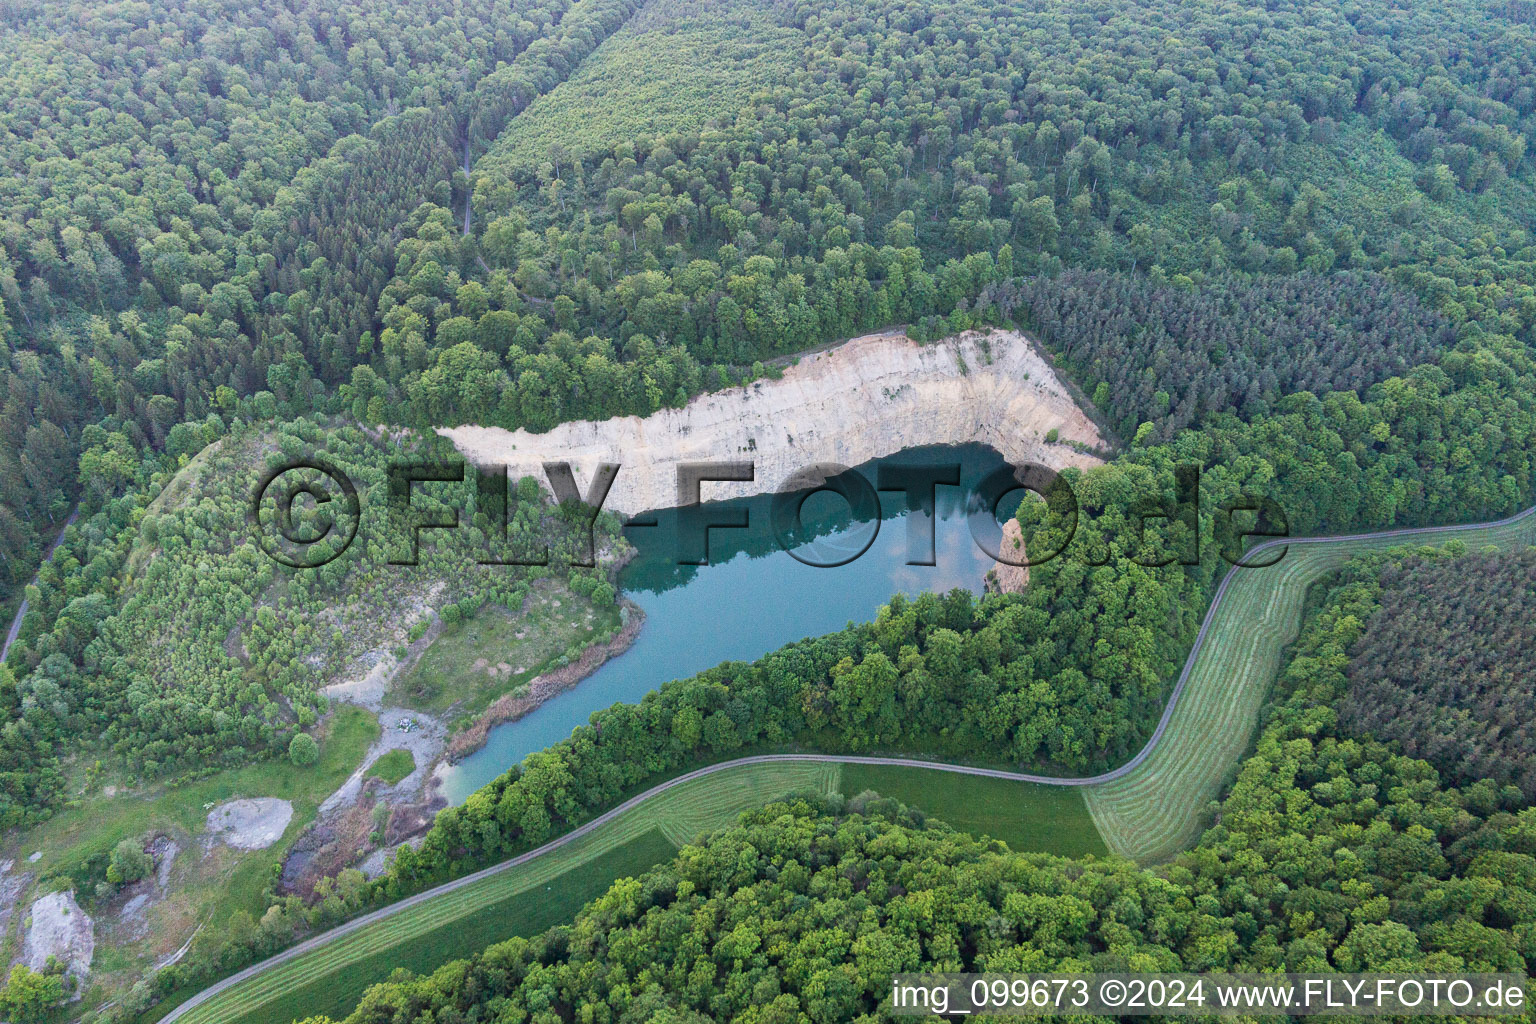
<box><xmin>2</xmin><ymin>506</ymin><xmax>80</xmax><ymax>662</ymax></box>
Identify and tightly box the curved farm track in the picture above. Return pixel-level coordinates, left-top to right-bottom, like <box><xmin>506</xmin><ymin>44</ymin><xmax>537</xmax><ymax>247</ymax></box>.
<box><xmin>163</xmin><ymin>504</ymin><xmax>1536</xmax><ymax>1024</ymax></box>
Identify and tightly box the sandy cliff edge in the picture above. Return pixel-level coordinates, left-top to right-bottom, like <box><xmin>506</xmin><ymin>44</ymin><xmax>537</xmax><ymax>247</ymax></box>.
<box><xmin>438</xmin><ymin>329</ymin><xmax>1104</xmax><ymax>515</ymax></box>
<box><xmin>986</xmin><ymin>517</ymin><xmax>1031</xmax><ymax>594</ymax></box>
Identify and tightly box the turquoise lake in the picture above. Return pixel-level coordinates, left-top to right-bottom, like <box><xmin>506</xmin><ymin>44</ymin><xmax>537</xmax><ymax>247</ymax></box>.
<box><xmin>437</xmin><ymin>443</ymin><xmax>1018</xmax><ymax>802</ymax></box>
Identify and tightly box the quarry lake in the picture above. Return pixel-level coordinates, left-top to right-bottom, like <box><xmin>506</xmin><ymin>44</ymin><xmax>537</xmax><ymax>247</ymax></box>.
<box><xmin>438</xmin><ymin>443</ymin><xmax>1018</xmax><ymax>802</ymax></box>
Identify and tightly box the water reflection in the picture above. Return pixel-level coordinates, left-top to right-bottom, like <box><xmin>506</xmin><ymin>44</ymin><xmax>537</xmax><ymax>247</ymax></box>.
<box><xmin>438</xmin><ymin>443</ymin><xmax>1015</xmax><ymax>802</ymax></box>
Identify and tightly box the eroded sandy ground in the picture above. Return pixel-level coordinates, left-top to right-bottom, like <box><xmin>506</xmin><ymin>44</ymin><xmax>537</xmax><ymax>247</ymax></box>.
<box><xmin>317</xmin><ymin>620</ymin><xmax>449</xmax><ymax>816</ymax></box>
<box><xmin>986</xmin><ymin>518</ymin><xmax>1030</xmax><ymax>593</ymax></box>
<box><xmin>440</xmin><ymin>329</ymin><xmax>1105</xmax><ymax>514</ymax></box>
<box><xmin>319</xmin><ymin>650</ymin><xmax>400</xmax><ymax>712</ymax></box>
<box><xmin>292</xmin><ymin>638</ymin><xmax>451</xmax><ymax>892</ymax></box>
<box><xmin>205</xmin><ymin>798</ymin><xmax>294</xmax><ymax>851</ymax></box>
<box><xmin>115</xmin><ymin>838</ymin><xmax>178</xmax><ymax>941</ymax></box>
<box><xmin>0</xmin><ymin>859</ymin><xmax>31</xmax><ymax>945</ymax></box>
<box><xmin>319</xmin><ymin>708</ymin><xmax>446</xmax><ymax>816</ymax></box>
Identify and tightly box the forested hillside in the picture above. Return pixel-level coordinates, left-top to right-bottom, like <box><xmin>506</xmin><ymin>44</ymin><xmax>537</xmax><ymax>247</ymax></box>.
<box><xmin>1003</xmin><ymin>270</ymin><xmax>1454</xmax><ymax>439</ymax></box>
<box><xmin>293</xmin><ymin>553</ymin><xmax>1536</xmax><ymax>1022</ymax></box>
<box><xmin>0</xmin><ymin>0</ymin><xmax>637</xmax><ymax>598</ymax></box>
<box><xmin>4</xmin><ymin>0</ymin><xmax>1536</xmax><ymax>1017</ymax></box>
<box><xmin>8</xmin><ymin>0</ymin><xmax>1536</xmax><ymax>599</ymax></box>
<box><xmin>2</xmin><ymin>0</ymin><xmax>1535</xmax><ymax>863</ymax></box>
<box><xmin>0</xmin><ymin>414</ymin><xmax>622</xmax><ymax>817</ymax></box>
<box><xmin>385</xmin><ymin>0</ymin><xmax>1536</xmax><ymax>430</ymax></box>
<box><xmin>1343</xmin><ymin>547</ymin><xmax>1536</xmax><ymax>800</ymax></box>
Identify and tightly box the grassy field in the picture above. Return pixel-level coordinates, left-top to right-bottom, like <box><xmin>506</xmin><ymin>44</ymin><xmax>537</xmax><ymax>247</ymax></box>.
<box><xmin>841</xmin><ymin>764</ymin><xmax>1107</xmax><ymax>858</ymax></box>
<box><xmin>233</xmin><ymin>830</ymin><xmax>678</xmax><ymax>1024</ymax></box>
<box><xmin>1083</xmin><ymin>511</ymin><xmax>1536</xmax><ymax>863</ymax></box>
<box><xmin>363</xmin><ymin>749</ymin><xmax>415</xmax><ymax>786</ymax></box>
<box><xmin>484</xmin><ymin>0</ymin><xmax>802</xmax><ymax>170</ymax></box>
<box><xmin>389</xmin><ymin>585</ymin><xmax>619</xmax><ymax>726</ymax></box>
<box><xmin>12</xmin><ymin>706</ymin><xmax>376</xmax><ymax>893</ymax></box>
<box><xmin>6</xmin><ymin>707</ymin><xmax>377</xmax><ymax>1008</ymax></box>
<box><xmin>176</xmin><ymin>760</ymin><xmax>845</xmax><ymax>1024</ymax></box>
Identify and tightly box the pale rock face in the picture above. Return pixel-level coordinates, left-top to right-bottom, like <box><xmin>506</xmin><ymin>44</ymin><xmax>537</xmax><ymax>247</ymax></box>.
<box><xmin>439</xmin><ymin>329</ymin><xmax>1104</xmax><ymax>515</ymax></box>
<box><xmin>987</xmin><ymin>517</ymin><xmax>1031</xmax><ymax>594</ymax></box>
<box><xmin>22</xmin><ymin>890</ymin><xmax>94</xmax><ymax>990</ymax></box>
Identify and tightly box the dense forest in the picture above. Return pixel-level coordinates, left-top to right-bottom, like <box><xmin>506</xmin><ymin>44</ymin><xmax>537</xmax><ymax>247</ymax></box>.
<box><xmin>7</xmin><ymin>0</ymin><xmax>1536</xmax><ymax>599</ymax></box>
<box><xmin>9</xmin><ymin>0</ymin><xmax>1536</xmax><ymax>828</ymax></box>
<box><xmin>1342</xmin><ymin>547</ymin><xmax>1536</xmax><ymax>801</ymax></box>
<box><xmin>4</xmin><ymin>0</ymin><xmax>1536</xmax><ymax>1016</ymax></box>
<box><xmin>1001</xmin><ymin>270</ymin><xmax>1454</xmax><ymax>440</ymax></box>
<box><xmin>0</xmin><ymin>0</ymin><xmax>641</xmax><ymax>598</ymax></box>
<box><xmin>288</xmin><ymin>553</ymin><xmax>1536</xmax><ymax>1022</ymax></box>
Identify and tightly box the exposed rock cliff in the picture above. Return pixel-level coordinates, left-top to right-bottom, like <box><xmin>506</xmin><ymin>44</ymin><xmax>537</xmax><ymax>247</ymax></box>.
<box><xmin>440</xmin><ymin>329</ymin><xmax>1104</xmax><ymax>515</ymax></box>
<box><xmin>986</xmin><ymin>517</ymin><xmax>1030</xmax><ymax>594</ymax></box>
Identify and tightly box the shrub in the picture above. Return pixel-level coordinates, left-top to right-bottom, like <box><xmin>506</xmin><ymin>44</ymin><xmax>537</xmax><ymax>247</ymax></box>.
<box><xmin>106</xmin><ymin>839</ymin><xmax>151</xmax><ymax>885</ymax></box>
<box><xmin>288</xmin><ymin>732</ymin><xmax>319</xmax><ymax>767</ymax></box>
<box><xmin>0</xmin><ymin>965</ymin><xmax>64</xmax><ymax>1023</ymax></box>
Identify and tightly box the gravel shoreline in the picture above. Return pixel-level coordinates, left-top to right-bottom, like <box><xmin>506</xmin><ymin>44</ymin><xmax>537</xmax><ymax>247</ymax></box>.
<box><xmin>445</xmin><ymin>598</ymin><xmax>645</xmax><ymax>761</ymax></box>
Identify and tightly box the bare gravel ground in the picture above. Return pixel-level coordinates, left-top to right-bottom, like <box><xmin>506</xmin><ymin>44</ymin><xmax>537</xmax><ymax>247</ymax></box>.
<box><xmin>205</xmin><ymin>798</ymin><xmax>294</xmax><ymax>851</ymax></box>
<box><xmin>319</xmin><ymin>651</ymin><xmax>398</xmax><ymax>712</ymax></box>
<box><xmin>319</xmin><ymin>708</ymin><xmax>445</xmax><ymax>816</ymax></box>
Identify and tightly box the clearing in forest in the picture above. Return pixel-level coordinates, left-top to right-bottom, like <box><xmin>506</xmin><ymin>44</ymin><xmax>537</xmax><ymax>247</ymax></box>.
<box><xmin>483</xmin><ymin>0</ymin><xmax>804</xmax><ymax>170</ymax></box>
<box><xmin>840</xmin><ymin>765</ymin><xmax>1106</xmax><ymax>859</ymax></box>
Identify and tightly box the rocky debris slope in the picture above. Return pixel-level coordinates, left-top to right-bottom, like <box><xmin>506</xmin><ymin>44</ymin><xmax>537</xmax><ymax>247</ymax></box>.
<box><xmin>441</xmin><ymin>329</ymin><xmax>1104</xmax><ymax>514</ymax></box>
<box><xmin>446</xmin><ymin>599</ymin><xmax>644</xmax><ymax>760</ymax></box>
<box><xmin>0</xmin><ymin>860</ymin><xmax>32</xmax><ymax>942</ymax></box>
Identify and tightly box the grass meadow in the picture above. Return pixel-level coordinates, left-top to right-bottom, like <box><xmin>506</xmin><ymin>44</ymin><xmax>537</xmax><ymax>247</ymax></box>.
<box><xmin>840</xmin><ymin>764</ymin><xmax>1107</xmax><ymax>858</ymax></box>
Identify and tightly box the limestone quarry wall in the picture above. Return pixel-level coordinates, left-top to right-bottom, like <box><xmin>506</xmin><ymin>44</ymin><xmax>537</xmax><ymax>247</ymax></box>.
<box><xmin>439</xmin><ymin>329</ymin><xmax>1105</xmax><ymax>515</ymax></box>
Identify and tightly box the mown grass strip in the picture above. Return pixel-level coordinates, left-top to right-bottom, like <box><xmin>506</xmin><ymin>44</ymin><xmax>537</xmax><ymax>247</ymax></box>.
<box><xmin>239</xmin><ymin>830</ymin><xmax>679</xmax><ymax>1024</ymax></box>
<box><xmin>1084</xmin><ymin>509</ymin><xmax>1536</xmax><ymax>862</ymax></box>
